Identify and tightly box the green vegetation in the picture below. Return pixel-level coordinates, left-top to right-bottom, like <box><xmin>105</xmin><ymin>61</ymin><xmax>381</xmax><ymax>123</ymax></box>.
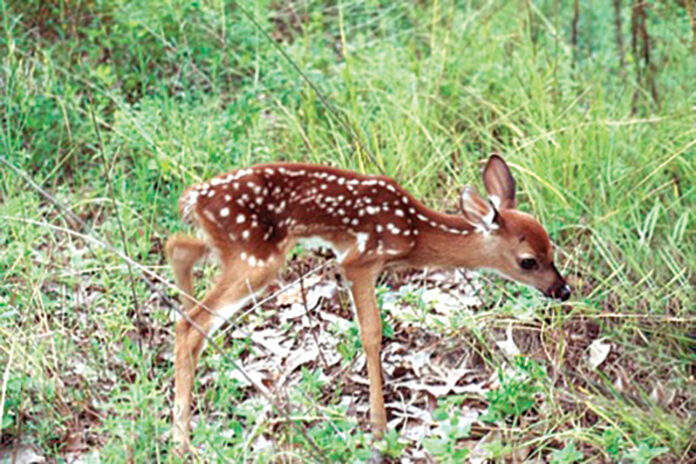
<box><xmin>1</xmin><ymin>0</ymin><xmax>694</xmax><ymax>461</ymax></box>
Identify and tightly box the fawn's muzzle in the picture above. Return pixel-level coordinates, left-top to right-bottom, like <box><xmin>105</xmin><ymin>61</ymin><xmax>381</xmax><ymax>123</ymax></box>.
<box><xmin>546</xmin><ymin>282</ymin><xmax>571</xmax><ymax>301</ymax></box>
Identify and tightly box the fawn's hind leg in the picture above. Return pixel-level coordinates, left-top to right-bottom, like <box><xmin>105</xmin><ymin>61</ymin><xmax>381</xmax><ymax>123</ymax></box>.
<box><xmin>166</xmin><ymin>234</ymin><xmax>208</xmax><ymax>311</ymax></box>
<box><xmin>172</xmin><ymin>254</ymin><xmax>286</xmax><ymax>454</ymax></box>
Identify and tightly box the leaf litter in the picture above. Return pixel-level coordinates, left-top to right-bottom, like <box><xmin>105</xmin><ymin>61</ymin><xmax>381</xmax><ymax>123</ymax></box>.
<box><xmin>5</xmin><ymin>244</ymin><xmax>691</xmax><ymax>462</ymax></box>
<box><xmin>188</xmin><ymin>261</ymin><xmax>501</xmax><ymax>461</ymax></box>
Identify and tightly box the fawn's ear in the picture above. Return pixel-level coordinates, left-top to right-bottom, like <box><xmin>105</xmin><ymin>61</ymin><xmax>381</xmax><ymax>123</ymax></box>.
<box><xmin>483</xmin><ymin>154</ymin><xmax>516</xmax><ymax>210</ymax></box>
<box><xmin>460</xmin><ymin>186</ymin><xmax>499</xmax><ymax>231</ymax></box>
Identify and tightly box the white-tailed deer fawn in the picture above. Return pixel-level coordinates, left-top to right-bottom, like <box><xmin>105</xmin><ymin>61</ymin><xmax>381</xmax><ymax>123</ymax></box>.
<box><xmin>166</xmin><ymin>155</ymin><xmax>570</xmax><ymax>453</ymax></box>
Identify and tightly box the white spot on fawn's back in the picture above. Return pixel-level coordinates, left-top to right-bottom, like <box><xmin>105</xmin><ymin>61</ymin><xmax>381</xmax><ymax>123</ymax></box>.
<box><xmin>356</xmin><ymin>232</ymin><xmax>369</xmax><ymax>253</ymax></box>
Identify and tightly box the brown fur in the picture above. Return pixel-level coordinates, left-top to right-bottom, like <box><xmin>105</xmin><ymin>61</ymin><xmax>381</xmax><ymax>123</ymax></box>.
<box><xmin>167</xmin><ymin>156</ymin><xmax>569</xmax><ymax>453</ymax></box>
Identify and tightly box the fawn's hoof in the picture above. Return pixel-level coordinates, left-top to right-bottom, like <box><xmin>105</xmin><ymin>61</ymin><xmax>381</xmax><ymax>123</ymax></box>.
<box><xmin>368</xmin><ymin>447</ymin><xmax>382</xmax><ymax>464</ymax></box>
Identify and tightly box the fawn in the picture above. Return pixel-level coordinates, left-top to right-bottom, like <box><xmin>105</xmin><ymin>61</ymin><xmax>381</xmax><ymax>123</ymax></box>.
<box><xmin>166</xmin><ymin>155</ymin><xmax>571</xmax><ymax>453</ymax></box>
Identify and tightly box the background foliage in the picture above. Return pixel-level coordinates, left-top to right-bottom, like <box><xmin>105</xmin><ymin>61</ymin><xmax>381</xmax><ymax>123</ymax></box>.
<box><xmin>1</xmin><ymin>0</ymin><xmax>694</xmax><ymax>462</ymax></box>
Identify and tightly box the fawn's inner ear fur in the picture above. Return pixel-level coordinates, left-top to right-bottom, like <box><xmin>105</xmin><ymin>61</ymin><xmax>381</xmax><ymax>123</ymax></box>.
<box><xmin>483</xmin><ymin>155</ymin><xmax>516</xmax><ymax>210</ymax></box>
<box><xmin>460</xmin><ymin>186</ymin><xmax>497</xmax><ymax>231</ymax></box>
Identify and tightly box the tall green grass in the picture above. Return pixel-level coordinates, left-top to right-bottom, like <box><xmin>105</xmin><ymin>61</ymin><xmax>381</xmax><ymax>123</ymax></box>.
<box><xmin>1</xmin><ymin>0</ymin><xmax>694</xmax><ymax>461</ymax></box>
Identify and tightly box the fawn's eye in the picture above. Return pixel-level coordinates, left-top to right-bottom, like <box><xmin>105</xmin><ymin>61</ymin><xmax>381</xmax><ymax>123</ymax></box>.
<box><xmin>520</xmin><ymin>258</ymin><xmax>538</xmax><ymax>270</ymax></box>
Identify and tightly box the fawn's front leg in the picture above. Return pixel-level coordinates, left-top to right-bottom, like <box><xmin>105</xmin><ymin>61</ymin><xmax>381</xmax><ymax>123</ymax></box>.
<box><xmin>344</xmin><ymin>263</ymin><xmax>387</xmax><ymax>437</ymax></box>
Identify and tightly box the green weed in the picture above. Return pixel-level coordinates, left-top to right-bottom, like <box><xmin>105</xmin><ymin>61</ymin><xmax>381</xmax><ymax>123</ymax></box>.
<box><xmin>1</xmin><ymin>0</ymin><xmax>693</xmax><ymax>461</ymax></box>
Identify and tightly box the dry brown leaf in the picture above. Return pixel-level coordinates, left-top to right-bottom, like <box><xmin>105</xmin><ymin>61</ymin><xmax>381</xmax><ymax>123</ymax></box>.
<box><xmin>394</xmin><ymin>379</ymin><xmax>488</xmax><ymax>397</ymax></box>
<box><xmin>587</xmin><ymin>339</ymin><xmax>611</xmax><ymax>369</ymax></box>
<box><xmin>0</xmin><ymin>445</ymin><xmax>45</xmax><ymax>464</ymax></box>
<box><xmin>275</xmin><ymin>274</ymin><xmax>323</xmax><ymax>306</ymax></box>
<box><xmin>251</xmin><ymin>329</ymin><xmax>293</xmax><ymax>359</ymax></box>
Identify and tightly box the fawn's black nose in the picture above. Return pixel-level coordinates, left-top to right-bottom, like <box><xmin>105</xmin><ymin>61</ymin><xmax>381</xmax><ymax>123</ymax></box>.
<box><xmin>549</xmin><ymin>283</ymin><xmax>572</xmax><ymax>301</ymax></box>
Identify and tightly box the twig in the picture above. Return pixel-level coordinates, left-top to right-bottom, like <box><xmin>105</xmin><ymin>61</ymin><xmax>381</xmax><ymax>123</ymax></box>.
<box><xmin>217</xmin><ymin>259</ymin><xmax>337</xmax><ymax>338</ymax></box>
<box><xmin>299</xmin><ymin>269</ymin><xmax>330</xmax><ymax>370</ymax></box>
<box><xmin>0</xmin><ymin>157</ymin><xmax>329</xmax><ymax>463</ymax></box>
<box><xmin>89</xmin><ymin>102</ymin><xmax>145</xmax><ymax>354</ymax></box>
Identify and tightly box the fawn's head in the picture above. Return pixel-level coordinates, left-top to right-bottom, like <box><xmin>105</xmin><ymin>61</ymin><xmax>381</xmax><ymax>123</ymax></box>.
<box><xmin>460</xmin><ymin>155</ymin><xmax>571</xmax><ymax>301</ymax></box>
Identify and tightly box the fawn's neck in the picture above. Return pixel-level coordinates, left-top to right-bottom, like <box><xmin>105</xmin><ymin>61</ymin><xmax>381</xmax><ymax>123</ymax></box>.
<box><xmin>403</xmin><ymin>207</ymin><xmax>493</xmax><ymax>269</ymax></box>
